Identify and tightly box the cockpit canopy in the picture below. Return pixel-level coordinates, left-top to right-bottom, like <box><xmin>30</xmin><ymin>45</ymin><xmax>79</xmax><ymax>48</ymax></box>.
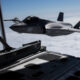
<box><xmin>23</xmin><ymin>16</ymin><xmax>40</xmax><ymax>24</ymax></box>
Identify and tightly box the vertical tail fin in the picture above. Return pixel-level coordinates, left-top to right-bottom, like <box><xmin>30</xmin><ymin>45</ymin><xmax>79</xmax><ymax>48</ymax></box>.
<box><xmin>57</xmin><ymin>12</ymin><xmax>64</xmax><ymax>21</ymax></box>
<box><xmin>74</xmin><ymin>21</ymin><xmax>80</xmax><ymax>29</ymax></box>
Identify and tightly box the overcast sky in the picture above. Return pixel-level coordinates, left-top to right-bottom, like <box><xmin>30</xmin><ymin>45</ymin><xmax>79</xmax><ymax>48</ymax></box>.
<box><xmin>1</xmin><ymin>0</ymin><xmax>80</xmax><ymax>21</ymax></box>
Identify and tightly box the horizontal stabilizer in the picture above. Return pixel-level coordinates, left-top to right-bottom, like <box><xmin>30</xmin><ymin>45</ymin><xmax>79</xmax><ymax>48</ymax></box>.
<box><xmin>57</xmin><ymin>12</ymin><xmax>64</xmax><ymax>21</ymax></box>
<box><xmin>74</xmin><ymin>21</ymin><xmax>80</xmax><ymax>29</ymax></box>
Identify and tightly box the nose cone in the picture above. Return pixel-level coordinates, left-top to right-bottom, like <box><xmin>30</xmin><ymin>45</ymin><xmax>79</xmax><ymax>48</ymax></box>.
<box><xmin>10</xmin><ymin>25</ymin><xmax>16</xmax><ymax>31</ymax></box>
<box><xmin>10</xmin><ymin>23</ymin><xmax>27</xmax><ymax>33</ymax></box>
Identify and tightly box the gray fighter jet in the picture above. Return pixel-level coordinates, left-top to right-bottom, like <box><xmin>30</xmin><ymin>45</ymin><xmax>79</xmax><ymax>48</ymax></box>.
<box><xmin>4</xmin><ymin>12</ymin><xmax>80</xmax><ymax>36</ymax></box>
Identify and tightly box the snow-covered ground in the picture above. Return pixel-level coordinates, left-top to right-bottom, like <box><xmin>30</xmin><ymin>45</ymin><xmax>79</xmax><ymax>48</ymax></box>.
<box><xmin>1</xmin><ymin>17</ymin><xmax>80</xmax><ymax>57</ymax></box>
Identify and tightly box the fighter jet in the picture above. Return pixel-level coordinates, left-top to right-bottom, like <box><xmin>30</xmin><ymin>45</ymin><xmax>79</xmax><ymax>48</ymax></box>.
<box><xmin>4</xmin><ymin>12</ymin><xmax>80</xmax><ymax>36</ymax></box>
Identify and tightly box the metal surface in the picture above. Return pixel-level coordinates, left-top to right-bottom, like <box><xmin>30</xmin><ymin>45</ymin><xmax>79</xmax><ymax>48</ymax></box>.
<box><xmin>0</xmin><ymin>51</ymin><xmax>80</xmax><ymax>80</ymax></box>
